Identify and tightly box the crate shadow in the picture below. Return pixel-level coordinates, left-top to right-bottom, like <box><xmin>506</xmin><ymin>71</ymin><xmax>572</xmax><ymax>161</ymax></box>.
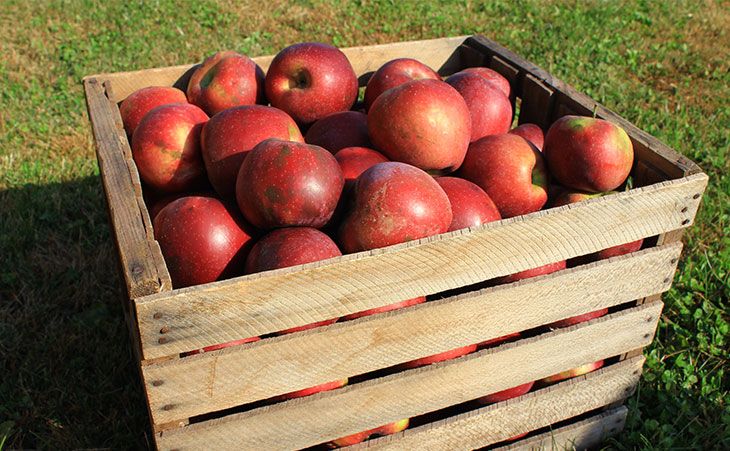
<box><xmin>0</xmin><ymin>176</ymin><xmax>152</xmax><ymax>449</ymax></box>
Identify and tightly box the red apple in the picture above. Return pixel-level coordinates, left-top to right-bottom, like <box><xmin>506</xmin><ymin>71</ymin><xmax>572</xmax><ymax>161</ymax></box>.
<box><xmin>305</xmin><ymin>111</ymin><xmax>371</xmax><ymax>153</ymax></box>
<box><xmin>446</xmin><ymin>72</ymin><xmax>512</xmax><ymax>142</ymax></box>
<box><xmin>458</xmin><ymin>67</ymin><xmax>511</xmax><ymax>98</ymax></box>
<box><xmin>245</xmin><ymin>227</ymin><xmax>342</xmax><ymax>274</ymax></box>
<box><xmin>477</xmin><ymin>381</ymin><xmax>534</xmax><ymax>404</ymax></box>
<box><xmin>543</xmin><ymin>116</ymin><xmax>634</xmax><ymax>192</ymax></box>
<box><xmin>501</xmin><ymin>260</ymin><xmax>566</xmax><ymax>284</ymax></box>
<box><xmin>540</xmin><ymin>360</ymin><xmax>605</xmax><ymax>384</ymax></box>
<box><xmin>399</xmin><ymin>343</ymin><xmax>478</xmax><ymax>369</ymax></box>
<box><xmin>132</xmin><ymin>103</ymin><xmax>208</xmax><ymax>193</ymax></box>
<box><xmin>236</xmin><ymin>139</ymin><xmax>344</xmax><ymax>229</ymax></box>
<box><xmin>368</xmin><ymin>79</ymin><xmax>471</xmax><ymax>173</ymax></box>
<box><xmin>273</xmin><ymin>378</ymin><xmax>348</xmax><ymax>401</ymax></box>
<box><xmin>340</xmin><ymin>296</ymin><xmax>425</xmax><ymax>322</ymax></box>
<box><xmin>265</xmin><ymin>42</ymin><xmax>358</xmax><ymax>124</ymax></box>
<box><xmin>478</xmin><ymin>332</ymin><xmax>521</xmax><ymax>349</ymax></box>
<box><xmin>334</xmin><ymin>146</ymin><xmax>389</xmax><ymax>186</ymax></box>
<box><xmin>510</xmin><ymin>123</ymin><xmax>545</xmax><ymax>150</ymax></box>
<box><xmin>183</xmin><ymin>336</ymin><xmax>260</xmax><ymax>356</ymax></box>
<box><xmin>597</xmin><ymin>239</ymin><xmax>643</xmax><ymax>259</ymax></box>
<box><xmin>548</xmin><ymin>308</ymin><xmax>608</xmax><ymax>328</ymax></box>
<box><xmin>201</xmin><ymin>105</ymin><xmax>303</xmax><ymax>199</ymax></box>
<box><xmin>187</xmin><ymin>50</ymin><xmax>265</xmax><ymax>116</ymax></box>
<box><xmin>329</xmin><ymin>419</ymin><xmax>409</xmax><ymax>448</ymax></box>
<box><xmin>119</xmin><ymin>86</ymin><xmax>187</xmax><ymax>137</ymax></box>
<box><xmin>153</xmin><ymin>196</ymin><xmax>256</xmax><ymax>288</ymax></box>
<box><xmin>364</xmin><ymin>58</ymin><xmax>440</xmax><ymax>110</ymax></box>
<box><xmin>436</xmin><ymin>177</ymin><xmax>501</xmax><ymax>231</ymax></box>
<box><xmin>458</xmin><ymin>134</ymin><xmax>549</xmax><ymax>218</ymax></box>
<box><xmin>338</xmin><ymin>162</ymin><xmax>452</xmax><ymax>253</ymax></box>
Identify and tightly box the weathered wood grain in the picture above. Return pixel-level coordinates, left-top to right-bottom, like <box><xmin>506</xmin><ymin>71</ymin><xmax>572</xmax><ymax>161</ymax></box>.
<box><xmin>491</xmin><ymin>407</ymin><xmax>628</xmax><ymax>451</ymax></box>
<box><xmin>353</xmin><ymin>360</ymin><xmax>641</xmax><ymax>450</ymax></box>
<box><xmin>83</xmin><ymin>78</ymin><xmax>171</xmax><ymax>299</ymax></box>
<box><xmin>154</xmin><ymin>303</ymin><xmax>660</xmax><ymax>450</ymax></box>
<box><xmin>88</xmin><ymin>36</ymin><xmax>468</xmax><ymax>103</ymax></box>
<box><xmin>518</xmin><ymin>73</ymin><xmax>555</xmax><ymax>130</ymax></box>
<box><xmin>135</xmin><ymin>174</ymin><xmax>704</xmax><ymax>360</ymax></box>
<box><xmin>142</xmin><ymin>243</ymin><xmax>679</xmax><ymax>424</ymax></box>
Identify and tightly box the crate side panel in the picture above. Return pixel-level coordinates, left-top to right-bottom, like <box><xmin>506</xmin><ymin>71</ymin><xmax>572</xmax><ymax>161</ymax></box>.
<box><xmin>355</xmin><ymin>361</ymin><xmax>640</xmax><ymax>450</ymax></box>
<box><xmin>84</xmin><ymin>78</ymin><xmax>171</xmax><ymax>299</ymax></box>
<box><xmin>135</xmin><ymin>174</ymin><xmax>705</xmax><ymax>360</ymax></box>
<box><xmin>153</xmin><ymin>303</ymin><xmax>660</xmax><ymax>450</ymax></box>
<box><xmin>143</xmin><ymin>244</ymin><xmax>679</xmax><ymax>424</ymax></box>
<box><xmin>493</xmin><ymin>407</ymin><xmax>627</xmax><ymax>451</ymax></box>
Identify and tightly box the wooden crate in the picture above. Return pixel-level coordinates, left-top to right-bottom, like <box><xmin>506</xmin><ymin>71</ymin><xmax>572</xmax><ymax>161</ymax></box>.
<box><xmin>83</xmin><ymin>35</ymin><xmax>707</xmax><ymax>450</ymax></box>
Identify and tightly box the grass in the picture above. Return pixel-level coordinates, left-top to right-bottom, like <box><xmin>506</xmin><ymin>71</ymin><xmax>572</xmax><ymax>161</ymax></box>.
<box><xmin>0</xmin><ymin>0</ymin><xmax>727</xmax><ymax>448</ymax></box>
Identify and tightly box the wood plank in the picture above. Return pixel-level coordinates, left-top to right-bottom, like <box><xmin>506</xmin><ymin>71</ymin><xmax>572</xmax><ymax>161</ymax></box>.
<box><xmin>135</xmin><ymin>174</ymin><xmax>705</xmax><ymax>360</ymax></box>
<box><xmin>464</xmin><ymin>35</ymin><xmax>702</xmax><ymax>178</ymax></box>
<box><xmin>518</xmin><ymin>73</ymin><xmax>555</xmax><ymax>129</ymax></box>
<box><xmin>142</xmin><ymin>243</ymin><xmax>680</xmax><ymax>424</ymax></box>
<box><xmin>83</xmin><ymin>78</ymin><xmax>171</xmax><ymax>299</ymax></box>
<box><xmin>354</xmin><ymin>361</ymin><xmax>640</xmax><ymax>450</ymax></box>
<box><xmin>154</xmin><ymin>303</ymin><xmax>661</xmax><ymax>450</ymax></box>
<box><xmin>89</xmin><ymin>36</ymin><xmax>468</xmax><ymax>103</ymax></box>
<box><xmin>489</xmin><ymin>55</ymin><xmax>521</xmax><ymax>98</ymax></box>
<box><xmin>491</xmin><ymin>406</ymin><xmax>628</xmax><ymax>451</ymax></box>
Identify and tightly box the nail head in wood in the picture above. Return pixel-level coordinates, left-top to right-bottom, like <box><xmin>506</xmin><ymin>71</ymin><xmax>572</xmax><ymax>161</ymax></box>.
<box><xmin>663</xmin><ymin>277</ymin><xmax>670</xmax><ymax>284</ymax></box>
<box><xmin>681</xmin><ymin>219</ymin><xmax>690</xmax><ymax>225</ymax></box>
<box><xmin>681</xmin><ymin>207</ymin><xmax>688</xmax><ymax>213</ymax></box>
<box><xmin>153</xmin><ymin>312</ymin><xmax>163</xmax><ymax>319</ymax></box>
<box><xmin>152</xmin><ymin>380</ymin><xmax>164</xmax><ymax>387</ymax></box>
<box><xmin>671</xmin><ymin>258</ymin><xmax>678</xmax><ymax>264</ymax></box>
<box><xmin>160</xmin><ymin>326</ymin><xmax>170</xmax><ymax>334</ymax></box>
<box><xmin>162</xmin><ymin>404</ymin><xmax>175</xmax><ymax>411</ymax></box>
<box><xmin>643</xmin><ymin>333</ymin><xmax>651</xmax><ymax>339</ymax></box>
<box><xmin>693</xmin><ymin>193</ymin><xmax>701</xmax><ymax>199</ymax></box>
<box><xmin>158</xmin><ymin>337</ymin><xmax>169</xmax><ymax>344</ymax></box>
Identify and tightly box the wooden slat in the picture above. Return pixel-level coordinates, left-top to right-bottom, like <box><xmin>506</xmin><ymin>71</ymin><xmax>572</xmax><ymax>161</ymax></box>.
<box><xmin>354</xmin><ymin>360</ymin><xmax>641</xmax><ymax>450</ymax></box>
<box><xmin>142</xmin><ymin>243</ymin><xmax>679</xmax><ymax>424</ymax></box>
<box><xmin>489</xmin><ymin>55</ymin><xmax>521</xmax><ymax>98</ymax></box>
<box><xmin>492</xmin><ymin>406</ymin><xmax>628</xmax><ymax>451</ymax></box>
<box><xmin>134</xmin><ymin>174</ymin><xmax>705</xmax><ymax>360</ymax></box>
<box><xmin>464</xmin><ymin>35</ymin><xmax>702</xmax><ymax>178</ymax></box>
<box><xmin>88</xmin><ymin>36</ymin><xmax>468</xmax><ymax>103</ymax></box>
<box><xmin>154</xmin><ymin>303</ymin><xmax>661</xmax><ymax>450</ymax></box>
<box><xmin>518</xmin><ymin>73</ymin><xmax>555</xmax><ymax>130</ymax></box>
<box><xmin>83</xmin><ymin>78</ymin><xmax>171</xmax><ymax>299</ymax></box>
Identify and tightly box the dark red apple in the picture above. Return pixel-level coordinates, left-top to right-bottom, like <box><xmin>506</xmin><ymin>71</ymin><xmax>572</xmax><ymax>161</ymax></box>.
<box><xmin>477</xmin><ymin>381</ymin><xmax>534</xmax><ymax>404</ymax></box>
<box><xmin>478</xmin><ymin>332</ymin><xmax>521</xmax><ymax>349</ymax></box>
<box><xmin>245</xmin><ymin>227</ymin><xmax>342</xmax><ymax>274</ymax></box>
<box><xmin>201</xmin><ymin>105</ymin><xmax>303</xmax><ymax>199</ymax></box>
<box><xmin>368</xmin><ymin>79</ymin><xmax>471</xmax><ymax>173</ymax></box>
<box><xmin>236</xmin><ymin>139</ymin><xmax>344</xmax><ymax>229</ymax></box>
<box><xmin>329</xmin><ymin>419</ymin><xmax>409</xmax><ymax>448</ymax></box>
<box><xmin>265</xmin><ymin>42</ymin><xmax>358</xmax><ymax>124</ymax></box>
<box><xmin>540</xmin><ymin>360</ymin><xmax>605</xmax><ymax>384</ymax></box>
<box><xmin>153</xmin><ymin>196</ymin><xmax>256</xmax><ymax>288</ymax></box>
<box><xmin>338</xmin><ymin>162</ymin><xmax>452</xmax><ymax>253</ymax></box>
<box><xmin>459</xmin><ymin>67</ymin><xmax>511</xmax><ymax>98</ymax></box>
<box><xmin>334</xmin><ymin>146</ymin><xmax>389</xmax><ymax>186</ymax></box>
<box><xmin>543</xmin><ymin>116</ymin><xmax>634</xmax><ymax>192</ymax></box>
<box><xmin>597</xmin><ymin>240</ymin><xmax>643</xmax><ymax>259</ymax></box>
<box><xmin>119</xmin><ymin>86</ymin><xmax>187</xmax><ymax>137</ymax></box>
<box><xmin>435</xmin><ymin>177</ymin><xmax>501</xmax><ymax>231</ymax></box>
<box><xmin>183</xmin><ymin>336</ymin><xmax>260</xmax><ymax>356</ymax></box>
<box><xmin>187</xmin><ymin>50</ymin><xmax>265</xmax><ymax>116</ymax></box>
<box><xmin>340</xmin><ymin>296</ymin><xmax>425</xmax><ymax>322</ymax></box>
<box><xmin>458</xmin><ymin>133</ymin><xmax>548</xmax><ymax>218</ymax></box>
<box><xmin>510</xmin><ymin>123</ymin><xmax>545</xmax><ymax>150</ymax></box>
<box><xmin>364</xmin><ymin>58</ymin><xmax>440</xmax><ymax>110</ymax></box>
<box><xmin>132</xmin><ymin>103</ymin><xmax>208</xmax><ymax>192</ymax></box>
<box><xmin>501</xmin><ymin>260</ymin><xmax>566</xmax><ymax>284</ymax></box>
<box><xmin>446</xmin><ymin>72</ymin><xmax>512</xmax><ymax>142</ymax></box>
<box><xmin>548</xmin><ymin>308</ymin><xmax>608</xmax><ymax>328</ymax></box>
<box><xmin>305</xmin><ymin>111</ymin><xmax>371</xmax><ymax>153</ymax></box>
<box><xmin>399</xmin><ymin>344</ymin><xmax>478</xmax><ymax>369</ymax></box>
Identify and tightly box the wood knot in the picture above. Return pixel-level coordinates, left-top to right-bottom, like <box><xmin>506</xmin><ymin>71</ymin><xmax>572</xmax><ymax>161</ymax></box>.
<box><xmin>162</xmin><ymin>404</ymin><xmax>175</xmax><ymax>411</ymax></box>
<box><xmin>158</xmin><ymin>337</ymin><xmax>169</xmax><ymax>344</ymax></box>
<box><xmin>153</xmin><ymin>312</ymin><xmax>163</xmax><ymax>320</ymax></box>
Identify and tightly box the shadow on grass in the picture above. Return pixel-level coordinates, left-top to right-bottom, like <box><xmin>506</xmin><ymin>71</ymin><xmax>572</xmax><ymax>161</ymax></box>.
<box><xmin>0</xmin><ymin>176</ymin><xmax>152</xmax><ymax>449</ymax></box>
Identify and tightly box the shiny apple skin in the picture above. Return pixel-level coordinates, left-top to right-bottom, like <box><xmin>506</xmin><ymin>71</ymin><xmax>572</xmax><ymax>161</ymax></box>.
<box><xmin>305</xmin><ymin>111</ymin><xmax>372</xmax><ymax>153</ymax></box>
<box><xmin>132</xmin><ymin>103</ymin><xmax>209</xmax><ymax>193</ymax></box>
<box><xmin>236</xmin><ymin>139</ymin><xmax>344</xmax><ymax>229</ymax></box>
<box><xmin>334</xmin><ymin>146</ymin><xmax>390</xmax><ymax>187</ymax></box>
<box><xmin>364</xmin><ymin>57</ymin><xmax>440</xmax><ymax>110</ymax></box>
<box><xmin>340</xmin><ymin>296</ymin><xmax>426</xmax><ymax>322</ymax></box>
<box><xmin>119</xmin><ymin>86</ymin><xmax>187</xmax><ymax>137</ymax></box>
<box><xmin>201</xmin><ymin>105</ymin><xmax>303</xmax><ymax>199</ymax></box>
<box><xmin>338</xmin><ymin>162</ymin><xmax>452</xmax><ymax>253</ymax></box>
<box><xmin>501</xmin><ymin>260</ymin><xmax>567</xmax><ymax>283</ymax></box>
<box><xmin>509</xmin><ymin>123</ymin><xmax>545</xmax><ymax>150</ymax></box>
<box><xmin>153</xmin><ymin>196</ymin><xmax>256</xmax><ymax>288</ymax></box>
<box><xmin>436</xmin><ymin>176</ymin><xmax>501</xmax><ymax>232</ymax></box>
<box><xmin>446</xmin><ymin>72</ymin><xmax>512</xmax><ymax>142</ymax></box>
<box><xmin>187</xmin><ymin>50</ymin><xmax>266</xmax><ymax>116</ymax></box>
<box><xmin>459</xmin><ymin>67</ymin><xmax>512</xmax><ymax>98</ymax></box>
<box><xmin>477</xmin><ymin>381</ymin><xmax>535</xmax><ymax>404</ymax></box>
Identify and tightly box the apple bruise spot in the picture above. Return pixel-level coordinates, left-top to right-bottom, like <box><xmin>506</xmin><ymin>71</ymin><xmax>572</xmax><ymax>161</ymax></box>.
<box><xmin>199</xmin><ymin>63</ymin><xmax>219</xmax><ymax>90</ymax></box>
<box><xmin>274</xmin><ymin>144</ymin><xmax>292</xmax><ymax>168</ymax></box>
<box><xmin>264</xmin><ymin>185</ymin><xmax>284</xmax><ymax>204</ymax></box>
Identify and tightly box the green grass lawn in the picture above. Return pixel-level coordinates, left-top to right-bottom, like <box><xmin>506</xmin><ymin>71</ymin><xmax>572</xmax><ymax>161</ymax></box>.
<box><xmin>1</xmin><ymin>0</ymin><xmax>727</xmax><ymax>449</ymax></box>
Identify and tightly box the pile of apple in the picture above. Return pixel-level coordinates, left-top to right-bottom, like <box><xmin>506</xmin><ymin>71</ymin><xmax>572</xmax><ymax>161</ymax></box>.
<box><xmin>121</xmin><ymin>42</ymin><xmax>638</xmax><ymax>446</ymax></box>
